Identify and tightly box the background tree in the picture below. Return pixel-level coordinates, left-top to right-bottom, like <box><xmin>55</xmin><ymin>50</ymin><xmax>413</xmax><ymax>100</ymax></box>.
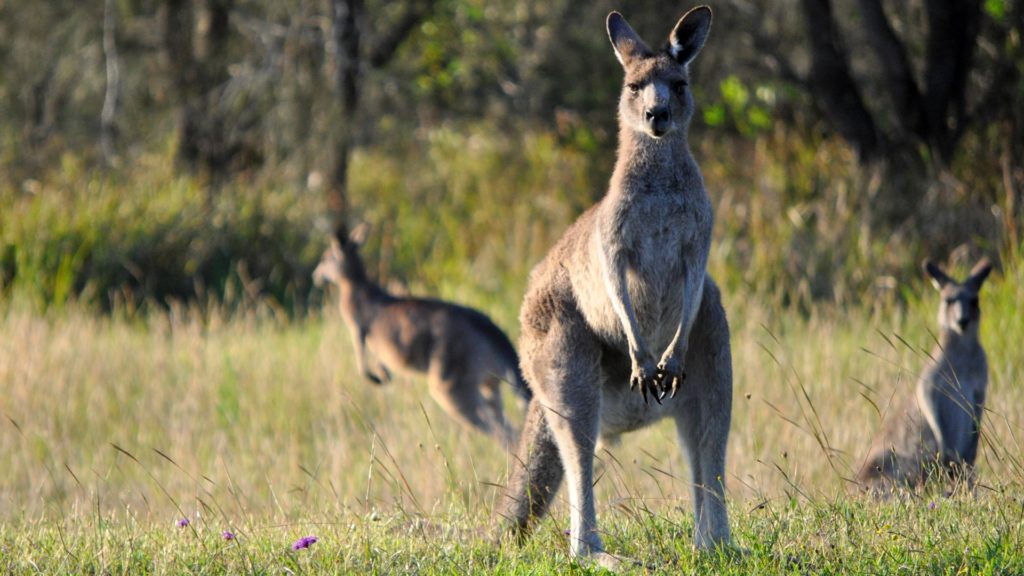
<box><xmin>326</xmin><ymin>0</ymin><xmax>437</xmax><ymax>226</ymax></box>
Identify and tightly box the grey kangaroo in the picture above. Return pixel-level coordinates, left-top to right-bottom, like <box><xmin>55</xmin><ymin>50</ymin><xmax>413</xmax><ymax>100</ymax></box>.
<box><xmin>497</xmin><ymin>6</ymin><xmax>733</xmax><ymax>568</ymax></box>
<box><xmin>859</xmin><ymin>258</ymin><xmax>993</xmax><ymax>493</ymax></box>
<box><xmin>313</xmin><ymin>224</ymin><xmax>532</xmax><ymax>446</ymax></box>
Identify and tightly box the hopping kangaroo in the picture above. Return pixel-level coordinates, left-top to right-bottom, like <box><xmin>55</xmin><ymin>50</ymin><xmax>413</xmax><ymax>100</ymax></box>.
<box><xmin>313</xmin><ymin>224</ymin><xmax>531</xmax><ymax>446</ymax></box>
<box><xmin>498</xmin><ymin>6</ymin><xmax>733</xmax><ymax>567</ymax></box>
<box><xmin>859</xmin><ymin>258</ymin><xmax>993</xmax><ymax>492</ymax></box>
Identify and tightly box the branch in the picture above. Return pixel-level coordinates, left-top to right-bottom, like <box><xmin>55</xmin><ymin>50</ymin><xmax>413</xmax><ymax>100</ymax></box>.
<box><xmin>855</xmin><ymin>0</ymin><xmax>926</xmax><ymax>141</ymax></box>
<box><xmin>799</xmin><ymin>0</ymin><xmax>881</xmax><ymax>161</ymax></box>
<box><xmin>367</xmin><ymin>0</ymin><xmax>436</xmax><ymax>69</ymax></box>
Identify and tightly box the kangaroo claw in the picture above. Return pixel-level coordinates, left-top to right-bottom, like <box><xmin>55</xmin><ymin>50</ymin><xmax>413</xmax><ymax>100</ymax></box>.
<box><xmin>630</xmin><ymin>360</ymin><xmax>659</xmax><ymax>404</ymax></box>
<box><xmin>655</xmin><ymin>358</ymin><xmax>685</xmax><ymax>398</ymax></box>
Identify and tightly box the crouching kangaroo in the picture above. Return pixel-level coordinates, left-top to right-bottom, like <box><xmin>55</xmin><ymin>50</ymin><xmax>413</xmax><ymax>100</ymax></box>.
<box><xmin>497</xmin><ymin>7</ymin><xmax>733</xmax><ymax>568</ymax></box>
<box><xmin>313</xmin><ymin>224</ymin><xmax>531</xmax><ymax>446</ymax></box>
<box><xmin>858</xmin><ymin>258</ymin><xmax>993</xmax><ymax>493</ymax></box>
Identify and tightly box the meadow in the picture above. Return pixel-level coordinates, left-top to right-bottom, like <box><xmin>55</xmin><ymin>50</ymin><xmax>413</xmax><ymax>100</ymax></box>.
<box><xmin>3</xmin><ymin>0</ymin><xmax>1022</xmax><ymax>571</ymax></box>
<box><xmin>1</xmin><ymin>242</ymin><xmax>1021</xmax><ymax>573</ymax></box>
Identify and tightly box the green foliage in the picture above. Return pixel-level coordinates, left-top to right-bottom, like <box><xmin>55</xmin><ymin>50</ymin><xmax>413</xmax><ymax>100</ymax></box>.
<box><xmin>985</xmin><ymin>0</ymin><xmax>1009</xmax><ymax>20</ymax></box>
<box><xmin>0</xmin><ymin>157</ymin><xmax>326</xmax><ymax>313</ymax></box>
<box><xmin>2</xmin><ymin>113</ymin><xmax>1010</xmax><ymax>318</ymax></box>
<box><xmin>704</xmin><ymin>75</ymin><xmax>774</xmax><ymax>136</ymax></box>
<box><xmin>2</xmin><ymin>122</ymin><xmax>600</xmax><ymax>322</ymax></box>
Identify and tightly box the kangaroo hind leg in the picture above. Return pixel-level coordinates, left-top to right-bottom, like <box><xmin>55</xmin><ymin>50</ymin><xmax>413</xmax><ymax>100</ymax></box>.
<box><xmin>522</xmin><ymin>315</ymin><xmax>616</xmax><ymax>565</ymax></box>
<box><xmin>496</xmin><ymin>397</ymin><xmax>564</xmax><ymax>541</ymax></box>
<box><xmin>673</xmin><ymin>279</ymin><xmax>733</xmax><ymax>550</ymax></box>
<box><xmin>426</xmin><ymin>358</ymin><xmax>496</xmax><ymax>439</ymax></box>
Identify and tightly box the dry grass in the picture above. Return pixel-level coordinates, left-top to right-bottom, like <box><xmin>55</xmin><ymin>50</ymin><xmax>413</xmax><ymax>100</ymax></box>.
<box><xmin>2</xmin><ymin>257</ymin><xmax>1021</xmax><ymax>531</ymax></box>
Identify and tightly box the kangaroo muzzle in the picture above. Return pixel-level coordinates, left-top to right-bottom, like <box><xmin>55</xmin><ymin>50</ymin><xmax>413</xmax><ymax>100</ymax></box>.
<box><xmin>645</xmin><ymin>106</ymin><xmax>671</xmax><ymax>136</ymax></box>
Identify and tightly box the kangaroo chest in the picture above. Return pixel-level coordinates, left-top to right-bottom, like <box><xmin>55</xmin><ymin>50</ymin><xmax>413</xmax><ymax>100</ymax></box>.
<box><xmin>578</xmin><ymin>188</ymin><xmax>711</xmax><ymax>352</ymax></box>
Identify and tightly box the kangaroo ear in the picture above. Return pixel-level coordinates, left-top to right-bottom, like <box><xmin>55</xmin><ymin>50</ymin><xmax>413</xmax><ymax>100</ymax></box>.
<box><xmin>328</xmin><ymin>232</ymin><xmax>344</xmax><ymax>258</ymax></box>
<box><xmin>966</xmin><ymin>257</ymin><xmax>993</xmax><ymax>291</ymax></box>
<box><xmin>668</xmin><ymin>5</ymin><xmax>712</xmax><ymax>66</ymax></box>
<box><xmin>607</xmin><ymin>12</ymin><xmax>651</xmax><ymax>67</ymax></box>
<box><xmin>923</xmin><ymin>259</ymin><xmax>951</xmax><ymax>290</ymax></box>
<box><xmin>349</xmin><ymin>222</ymin><xmax>371</xmax><ymax>246</ymax></box>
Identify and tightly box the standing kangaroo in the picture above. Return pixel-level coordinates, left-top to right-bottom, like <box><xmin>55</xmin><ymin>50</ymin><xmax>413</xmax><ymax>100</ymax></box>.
<box><xmin>858</xmin><ymin>258</ymin><xmax>993</xmax><ymax>492</ymax></box>
<box><xmin>313</xmin><ymin>224</ymin><xmax>532</xmax><ymax>446</ymax></box>
<box><xmin>498</xmin><ymin>7</ymin><xmax>733</xmax><ymax>567</ymax></box>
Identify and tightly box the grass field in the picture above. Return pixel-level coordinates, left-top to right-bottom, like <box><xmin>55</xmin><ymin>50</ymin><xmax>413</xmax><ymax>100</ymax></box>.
<box><xmin>1</xmin><ymin>256</ymin><xmax>1022</xmax><ymax>573</ymax></box>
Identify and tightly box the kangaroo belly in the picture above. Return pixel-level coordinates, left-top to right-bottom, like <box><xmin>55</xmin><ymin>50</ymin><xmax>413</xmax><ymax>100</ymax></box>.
<box><xmin>369</xmin><ymin>308</ymin><xmax>434</xmax><ymax>373</ymax></box>
<box><xmin>598</xmin><ymin>348</ymin><xmax>675</xmax><ymax>434</ymax></box>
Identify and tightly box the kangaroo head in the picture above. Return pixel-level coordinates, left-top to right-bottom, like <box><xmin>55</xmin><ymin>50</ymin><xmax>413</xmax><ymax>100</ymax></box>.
<box><xmin>924</xmin><ymin>257</ymin><xmax>993</xmax><ymax>336</ymax></box>
<box><xmin>312</xmin><ymin>223</ymin><xmax>371</xmax><ymax>288</ymax></box>
<box><xmin>607</xmin><ymin>6</ymin><xmax>711</xmax><ymax>139</ymax></box>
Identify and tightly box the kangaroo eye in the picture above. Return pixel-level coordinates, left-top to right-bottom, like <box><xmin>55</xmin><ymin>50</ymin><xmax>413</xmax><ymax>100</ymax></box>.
<box><xmin>673</xmin><ymin>80</ymin><xmax>688</xmax><ymax>95</ymax></box>
<box><xmin>627</xmin><ymin>83</ymin><xmax>640</xmax><ymax>95</ymax></box>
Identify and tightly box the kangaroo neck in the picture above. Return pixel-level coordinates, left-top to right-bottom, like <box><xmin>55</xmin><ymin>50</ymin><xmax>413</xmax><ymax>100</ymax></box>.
<box><xmin>338</xmin><ymin>277</ymin><xmax>391</xmax><ymax>327</ymax></box>
<box><xmin>937</xmin><ymin>328</ymin><xmax>979</xmax><ymax>353</ymax></box>
<box><xmin>611</xmin><ymin>125</ymin><xmax>695</xmax><ymax>188</ymax></box>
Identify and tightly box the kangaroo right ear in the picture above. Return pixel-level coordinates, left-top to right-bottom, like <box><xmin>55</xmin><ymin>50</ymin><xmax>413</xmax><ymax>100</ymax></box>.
<box><xmin>607</xmin><ymin>12</ymin><xmax>651</xmax><ymax>67</ymax></box>
<box><xmin>668</xmin><ymin>5</ymin><xmax>712</xmax><ymax>67</ymax></box>
<box><xmin>349</xmin><ymin>222</ymin><xmax>371</xmax><ymax>246</ymax></box>
<box><xmin>923</xmin><ymin>259</ymin><xmax>952</xmax><ymax>290</ymax></box>
<box><xmin>966</xmin><ymin>257</ymin><xmax>993</xmax><ymax>291</ymax></box>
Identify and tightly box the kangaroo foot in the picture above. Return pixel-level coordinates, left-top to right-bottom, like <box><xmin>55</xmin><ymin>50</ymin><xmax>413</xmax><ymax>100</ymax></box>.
<box><xmin>577</xmin><ymin>551</ymin><xmax>643</xmax><ymax>572</ymax></box>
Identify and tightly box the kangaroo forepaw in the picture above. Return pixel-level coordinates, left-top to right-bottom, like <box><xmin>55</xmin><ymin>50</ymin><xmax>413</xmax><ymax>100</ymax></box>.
<box><xmin>629</xmin><ymin>360</ymin><xmax>661</xmax><ymax>405</ymax></box>
<box><xmin>655</xmin><ymin>358</ymin><xmax>685</xmax><ymax>399</ymax></box>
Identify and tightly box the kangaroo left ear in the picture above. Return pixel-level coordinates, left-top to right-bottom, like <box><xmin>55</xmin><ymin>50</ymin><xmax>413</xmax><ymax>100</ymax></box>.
<box><xmin>668</xmin><ymin>5</ymin><xmax>712</xmax><ymax>66</ymax></box>
<box><xmin>607</xmin><ymin>12</ymin><xmax>652</xmax><ymax>67</ymax></box>
<box><xmin>349</xmin><ymin>222</ymin><xmax>371</xmax><ymax>246</ymax></box>
<box><xmin>923</xmin><ymin>259</ymin><xmax>951</xmax><ymax>291</ymax></box>
<box><xmin>966</xmin><ymin>257</ymin><xmax>993</xmax><ymax>291</ymax></box>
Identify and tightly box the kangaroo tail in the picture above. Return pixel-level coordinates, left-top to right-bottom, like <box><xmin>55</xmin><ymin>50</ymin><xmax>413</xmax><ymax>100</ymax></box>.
<box><xmin>507</xmin><ymin>364</ymin><xmax>533</xmax><ymax>402</ymax></box>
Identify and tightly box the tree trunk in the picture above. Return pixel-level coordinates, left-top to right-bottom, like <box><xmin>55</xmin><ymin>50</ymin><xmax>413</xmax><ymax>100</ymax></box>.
<box><xmin>324</xmin><ymin>0</ymin><xmax>435</xmax><ymax>228</ymax></box>
<box><xmin>101</xmin><ymin>0</ymin><xmax>121</xmax><ymax>165</ymax></box>
<box><xmin>162</xmin><ymin>0</ymin><xmax>236</xmax><ymax>180</ymax></box>
<box><xmin>799</xmin><ymin>0</ymin><xmax>882</xmax><ymax>161</ymax></box>
<box><xmin>327</xmin><ymin>0</ymin><xmax>362</xmax><ymax>227</ymax></box>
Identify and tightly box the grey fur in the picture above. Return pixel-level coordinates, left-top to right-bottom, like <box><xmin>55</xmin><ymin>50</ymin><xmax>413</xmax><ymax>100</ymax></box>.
<box><xmin>858</xmin><ymin>258</ymin><xmax>993</xmax><ymax>492</ymax></box>
<box><xmin>314</xmin><ymin>224</ymin><xmax>531</xmax><ymax>447</ymax></box>
<box><xmin>497</xmin><ymin>6</ymin><xmax>733</xmax><ymax>567</ymax></box>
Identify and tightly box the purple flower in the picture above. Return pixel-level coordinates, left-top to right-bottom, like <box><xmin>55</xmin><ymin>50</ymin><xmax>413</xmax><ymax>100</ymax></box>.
<box><xmin>928</xmin><ymin>501</ymin><xmax>937</xmax><ymax>510</ymax></box>
<box><xmin>222</xmin><ymin>531</ymin><xmax>236</xmax><ymax>541</ymax></box>
<box><xmin>291</xmin><ymin>535</ymin><xmax>318</xmax><ymax>550</ymax></box>
<box><xmin>564</xmin><ymin>529</ymin><xmax>571</xmax><ymax>536</ymax></box>
<box><xmin>176</xmin><ymin>518</ymin><xmax>190</xmax><ymax>528</ymax></box>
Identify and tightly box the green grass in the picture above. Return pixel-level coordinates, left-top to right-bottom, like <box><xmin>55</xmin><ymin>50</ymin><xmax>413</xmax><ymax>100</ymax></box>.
<box><xmin>1</xmin><ymin>254</ymin><xmax>1022</xmax><ymax>573</ymax></box>
<box><xmin>2</xmin><ymin>498</ymin><xmax>1023</xmax><ymax>574</ymax></box>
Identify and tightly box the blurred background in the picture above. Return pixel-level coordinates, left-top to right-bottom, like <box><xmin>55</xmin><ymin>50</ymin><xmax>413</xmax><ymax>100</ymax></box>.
<box><xmin>1</xmin><ymin>0</ymin><xmax>1021</xmax><ymax>316</ymax></box>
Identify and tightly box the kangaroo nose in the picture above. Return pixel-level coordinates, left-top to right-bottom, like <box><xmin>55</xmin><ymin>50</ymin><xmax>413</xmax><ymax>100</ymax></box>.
<box><xmin>645</xmin><ymin>107</ymin><xmax>669</xmax><ymax>123</ymax></box>
<box><xmin>645</xmin><ymin>107</ymin><xmax>671</xmax><ymax>135</ymax></box>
